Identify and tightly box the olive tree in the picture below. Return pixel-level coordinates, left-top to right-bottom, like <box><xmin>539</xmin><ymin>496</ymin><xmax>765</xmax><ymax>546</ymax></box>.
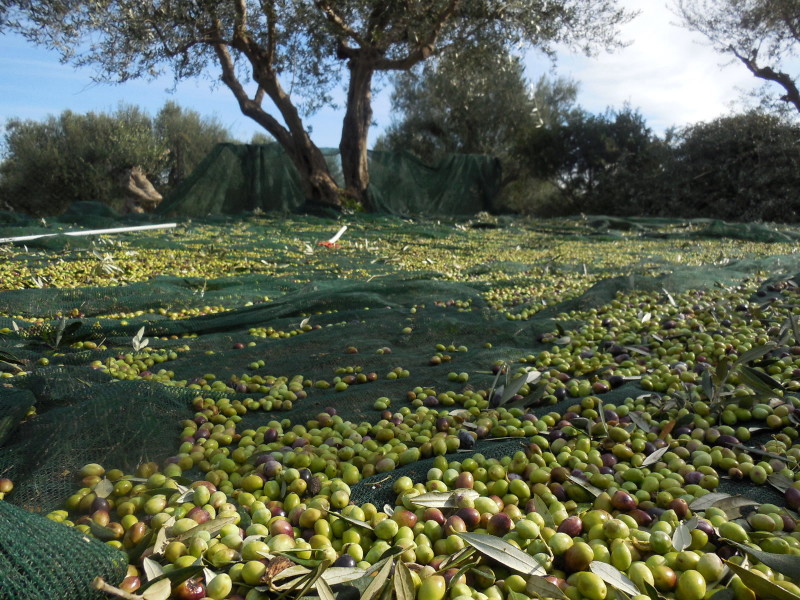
<box><xmin>674</xmin><ymin>0</ymin><xmax>800</xmax><ymax>115</ymax></box>
<box><xmin>6</xmin><ymin>0</ymin><xmax>633</xmax><ymax>209</ymax></box>
<box><xmin>154</xmin><ymin>102</ymin><xmax>233</xmax><ymax>189</ymax></box>
<box><xmin>378</xmin><ymin>46</ymin><xmax>580</xmax><ymax>210</ymax></box>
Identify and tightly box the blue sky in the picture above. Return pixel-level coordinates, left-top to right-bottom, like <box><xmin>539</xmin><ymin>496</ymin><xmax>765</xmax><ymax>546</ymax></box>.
<box><xmin>0</xmin><ymin>1</ymin><xmax>770</xmax><ymax>150</ymax></box>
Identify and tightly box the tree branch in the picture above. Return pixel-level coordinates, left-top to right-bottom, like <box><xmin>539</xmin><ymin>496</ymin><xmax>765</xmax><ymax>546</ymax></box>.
<box><xmin>731</xmin><ymin>47</ymin><xmax>800</xmax><ymax>113</ymax></box>
<box><xmin>212</xmin><ymin>36</ymin><xmax>291</xmax><ymax>145</ymax></box>
<box><xmin>234</xmin><ymin>0</ymin><xmax>247</xmax><ymax>40</ymax></box>
<box><xmin>315</xmin><ymin>0</ymin><xmax>368</xmax><ymax>47</ymax></box>
<box><xmin>374</xmin><ymin>0</ymin><xmax>460</xmax><ymax>71</ymax></box>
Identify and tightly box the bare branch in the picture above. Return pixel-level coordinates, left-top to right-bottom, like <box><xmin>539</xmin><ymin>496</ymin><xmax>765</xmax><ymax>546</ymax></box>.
<box><xmin>731</xmin><ymin>46</ymin><xmax>800</xmax><ymax>113</ymax></box>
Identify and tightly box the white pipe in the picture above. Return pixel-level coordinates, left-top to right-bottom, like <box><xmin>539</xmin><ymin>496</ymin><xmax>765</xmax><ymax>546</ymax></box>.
<box><xmin>0</xmin><ymin>222</ymin><xmax>178</xmax><ymax>244</ymax></box>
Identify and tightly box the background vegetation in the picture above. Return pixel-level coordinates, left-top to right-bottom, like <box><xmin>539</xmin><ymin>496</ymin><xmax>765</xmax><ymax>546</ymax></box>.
<box><xmin>0</xmin><ymin>102</ymin><xmax>231</xmax><ymax>215</ymax></box>
<box><xmin>1</xmin><ymin>61</ymin><xmax>799</xmax><ymax>221</ymax></box>
<box><xmin>378</xmin><ymin>45</ymin><xmax>800</xmax><ymax>222</ymax></box>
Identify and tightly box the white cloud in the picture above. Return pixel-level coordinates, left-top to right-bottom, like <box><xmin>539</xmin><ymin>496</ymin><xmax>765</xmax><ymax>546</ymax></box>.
<box><xmin>525</xmin><ymin>0</ymin><xmax>760</xmax><ymax>133</ymax></box>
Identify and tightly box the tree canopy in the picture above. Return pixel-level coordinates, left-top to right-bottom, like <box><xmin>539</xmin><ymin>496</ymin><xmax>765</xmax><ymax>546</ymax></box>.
<box><xmin>0</xmin><ymin>103</ymin><xmax>231</xmax><ymax>215</ymax></box>
<box><xmin>5</xmin><ymin>0</ymin><xmax>634</xmax><ymax>209</ymax></box>
<box><xmin>674</xmin><ymin>0</ymin><xmax>800</xmax><ymax>115</ymax></box>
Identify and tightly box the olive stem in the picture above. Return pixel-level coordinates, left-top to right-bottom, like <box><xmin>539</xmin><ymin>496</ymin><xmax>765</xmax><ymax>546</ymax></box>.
<box><xmin>92</xmin><ymin>577</ymin><xmax>140</xmax><ymax>600</ymax></box>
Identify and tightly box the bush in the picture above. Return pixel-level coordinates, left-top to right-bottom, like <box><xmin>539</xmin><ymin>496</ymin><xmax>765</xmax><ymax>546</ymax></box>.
<box><xmin>655</xmin><ymin>111</ymin><xmax>800</xmax><ymax>222</ymax></box>
<box><xmin>0</xmin><ymin>103</ymin><xmax>231</xmax><ymax>216</ymax></box>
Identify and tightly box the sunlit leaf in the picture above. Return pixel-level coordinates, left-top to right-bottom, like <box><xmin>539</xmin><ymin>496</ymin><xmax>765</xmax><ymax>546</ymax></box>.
<box><xmin>361</xmin><ymin>556</ymin><xmax>394</xmax><ymax>600</ymax></box>
<box><xmin>672</xmin><ymin>516</ymin><xmax>698</xmax><ymax>552</ymax></box>
<box><xmin>393</xmin><ymin>559</ymin><xmax>415</xmax><ymax>600</ymax></box>
<box><xmin>408</xmin><ymin>489</ymin><xmax>480</xmax><ymax>509</ymax></box>
<box><xmin>723</xmin><ymin>541</ymin><xmax>800</xmax><ymax>579</ymax></box>
<box><xmin>141</xmin><ymin>579</ymin><xmax>171</xmax><ymax>600</ymax></box>
<box><xmin>590</xmin><ymin>561</ymin><xmax>640</xmax><ymax>597</ymax></box>
<box><xmin>641</xmin><ymin>445</ymin><xmax>669</xmax><ymax>467</ymax></box>
<box><xmin>458</xmin><ymin>532</ymin><xmax>546</xmax><ymax>576</ymax></box>
<box><xmin>726</xmin><ymin>560</ymin><xmax>800</xmax><ymax>600</ymax></box>
<box><xmin>527</xmin><ymin>575</ymin><xmax>567</xmax><ymax>599</ymax></box>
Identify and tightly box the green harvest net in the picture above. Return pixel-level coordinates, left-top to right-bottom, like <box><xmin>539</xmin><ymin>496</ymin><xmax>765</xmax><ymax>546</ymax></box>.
<box><xmin>155</xmin><ymin>144</ymin><xmax>502</xmax><ymax>217</ymax></box>
<box><xmin>2</xmin><ymin>211</ymin><xmax>800</xmax><ymax>598</ymax></box>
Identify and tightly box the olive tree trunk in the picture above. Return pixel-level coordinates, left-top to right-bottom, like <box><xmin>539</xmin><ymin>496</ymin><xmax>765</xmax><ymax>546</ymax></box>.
<box><xmin>340</xmin><ymin>59</ymin><xmax>375</xmax><ymax>209</ymax></box>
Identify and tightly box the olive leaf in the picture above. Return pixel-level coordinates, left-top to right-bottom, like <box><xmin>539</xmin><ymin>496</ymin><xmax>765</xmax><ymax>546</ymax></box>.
<box><xmin>734</xmin><ymin>342</ymin><xmax>777</xmax><ymax>367</ymax></box>
<box><xmin>457</xmin><ymin>532</ymin><xmax>546</xmax><ymax>576</ymax></box>
<box><xmin>360</xmin><ymin>555</ymin><xmax>394</xmax><ymax>600</ymax></box>
<box><xmin>641</xmin><ymin>445</ymin><xmax>669</xmax><ymax>467</ymax></box>
<box><xmin>139</xmin><ymin>563</ymin><xmax>204</xmax><ymax>593</ymax></box>
<box><xmin>497</xmin><ymin>370</ymin><xmax>541</xmax><ymax>406</ymax></box>
<box><xmin>140</xmin><ymin>579</ymin><xmax>171</xmax><ymax>600</ymax></box>
<box><xmin>326</xmin><ymin>509</ymin><xmax>374</xmax><ymax>531</ymax></box>
<box><xmin>589</xmin><ymin>561</ymin><xmax>640</xmax><ymax>597</ymax></box>
<box><xmin>727</xmin><ymin>443</ymin><xmax>792</xmax><ymax>464</ymax></box>
<box><xmin>737</xmin><ymin>366</ymin><xmax>784</xmax><ymax>396</ymax></box>
<box><xmin>566</xmin><ymin>474</ymin><xmax>602</xmax><ymax>499</ymax></box>
<box><xmin>439</xmin><ymin>546</ymin><xmax>476</xmax><ymax>570</ymax></box>
<box><xmin>723</xmin><ymin>540</ymin><xmax>800</xmax><ymax>579</ymax></box>
<box><xmin>671</xmin><ymin>516</ymin><xmax>698</xmax><ymax>552</ymax></box>
<box><xmin>408</xmin><ymin>489</ymin><xmax>480</xmax><ymax>509</ymax></box>
<box><xmin>725</xmin><ymin>561</ymin><xmax>800</xmax><ymax>600</ymax></box>
<box><xmin>393</xmin><ymin>560</ymin><xmax>415</xmax><ymax>600</ymax></box>
<box><xmin>93</xmin><ymin>478</ymin><xmax>115</xmax><ymax>499</ymax></box>
<box><xmin>173</xmin><ymin>516</ymin><xmax>236</xmax><ymax>543</ymax></box>
<box><xmin>689</xmin><ymin>492</ymin><xmax>731</xmax><ymax>511</ymax></box>
<box><xmin>287</xmin><ymin>559</ymin><xmax>331</xmax><ymax>600</ymax></box>
<box><xmin>203</xmin><ymin>568</ymin><xmax>218</xmax><ymax>585</ymax></box>
<box><xmin>642</xmin><ymin>581</ymin><xmax>665</xmax><ymax>600</ymax></box>
<box><xmin>152</xmin><ymin>516</ymin><xmax>176</xmax><ymax>555</ymax></box>
<box><xmin>532</xmin><ymin>494</ymin><xmax>555</xmax><ymax>529</ymax></box>
<box><xmin>270</xmin><ymin>564</ymin><xmax>312</xmax><ymax>589</ymax></box>
<box><xmin>767</xmin><ymin>473</ymin><xmax>793</xmax><ymax>493</ymax></box>
<box><xmin>317</xmin><ymin>576</ymin><xmax>337</xmax><ymax>600</ymax></box>
<box><xmin>628</xmin><ymin>412</ymin><xmax>651</xmax><ymax>433</ymax></box>
<box><xmin>527</xmin><ymin>575</ymin><xmax>567</xmax><ymax>600</ymax></box>
<box><xmin>383</xmin><ymin>504</ymin><xmax>394</xmax><ymax>516</ymax></box>
<box><xmin>142</xmin><ymin>556</ymin><xmax>164</xmax><ymax>581</ymax></box>
<box><xmin>711</xmin><ymin>496</ymin><xmax>760</xmax><ymax>520</ymax></box>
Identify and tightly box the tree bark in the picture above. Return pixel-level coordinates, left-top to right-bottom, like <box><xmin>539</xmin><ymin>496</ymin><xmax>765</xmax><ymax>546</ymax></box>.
<box><xmin>340</xmin><ymin>56</ymin><xmax>375</xmax><ymax>209</ymax></box>
<box><xmin>214</xmin><ymin>41</ymin><xmax>342</xmax><ymax>207</ymax></box>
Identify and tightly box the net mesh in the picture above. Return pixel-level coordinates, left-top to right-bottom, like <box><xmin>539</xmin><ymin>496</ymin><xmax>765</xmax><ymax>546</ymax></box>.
<box><xmin>1</xmin><ymin>210</ymin><xmax>800</xmax><ymax>598</ymax></box>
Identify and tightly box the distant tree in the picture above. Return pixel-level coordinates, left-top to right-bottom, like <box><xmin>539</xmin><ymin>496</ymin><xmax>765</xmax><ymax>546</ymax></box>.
<box><xmin>6</xmin><ymin>0</ymin><xmax>634</xmax><ymax>210</ymax></box>
<box><xmin>0</xmin><ymin>105</ymin><xmax>163</xmax><ymax>215</ymax></box>
<box><xmin>674</xmin><ymin>0</ymin><xmax>800</xmax><ymax>115</ymax></box>
<box><xmin>658</xmin><ymin>111</ymin><xmax>800</xmax><ymax>221</ymax></box>
<box><xmin>378</xmin><ymin>45</ymin><xmax>579</xmax><ymax>210</ymax></box>
<box><xmin>0</xmin><ymin>102</ymin><xmax>233</xmax><ymax>215</ymax></box>
<box><xmin>154</xmin><ymin>102</ymin><xmax>232</xmax><ymax>189</ymax></box>
<box><xmin>380</xmin><ymin>45</ymin><xmax>538</xmax><ymax>164</ymax></box>
<box><xmin>249</xmin><ymin>132</ymin><xmax>276</xmax><ymax>145</ymax></box>
<box><xmin>525</xmin><ymin>105</ymin><xmax>663</xmax><ymax>215</ymax></box>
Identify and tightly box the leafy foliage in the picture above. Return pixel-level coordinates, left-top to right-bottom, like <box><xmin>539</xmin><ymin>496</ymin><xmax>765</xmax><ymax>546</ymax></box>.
<box><xmin>522</xmin><ymin>105</ymin><xmax>664</xmax><ymax>215</ymax></box>
<box><xmin>0</xmin><ymin>103</ymin><xmax>231</xmax><ymax>215</ymax></box>
<box><xmin>654</xmin><ymin>111</ymin><xmax>800</xmax><ymax>222</ymax></box>
<box><xmin>378</xmin><ymin>45</ymin><xmax>581</xmax><ymax>212</ymax></box>
<box><xmin>154</xmin><ymin>102</ymin><xmax>232</xmax><ymax>189</ymax></box>
<box><xmin>0</xmin><ymin>105</ymin><xmax>161</xmax><ymax>215</ymax></box>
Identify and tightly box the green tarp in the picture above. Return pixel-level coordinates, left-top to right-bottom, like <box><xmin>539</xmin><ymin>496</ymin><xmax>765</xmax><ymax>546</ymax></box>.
<box><xmin>156</xmin><ymin>144</ymin><xmax>502</xmax><ymax>217</ymax></box>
